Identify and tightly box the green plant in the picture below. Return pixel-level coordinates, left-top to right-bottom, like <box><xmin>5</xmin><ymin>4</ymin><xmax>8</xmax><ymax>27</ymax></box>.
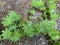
<box><xmin>29</xmin><ymin>9</ymin><xmax>36</xmax><ymax>14</ymax></box>
<box><xmin>48</xmin><ymin>0</ymin><xmax>56</xmax><ymax>12</ymax></box>
<box><xmin>1</xmin><ymin>28</ymin><xmax>23</xmax><ymax>41</ymax></box>
<box><xmin>1</xmin><ymin>11</ymin><xmax>40</xmax><ymax>41</ymax></box>
<box><xmin>31</xmin><ymin>0</ymin><xmax>58</xmax><ymax>20</ymax></box>
<box><xmin>1</xmin><ymin>11</ymin><xmax>23</xmax><ymax>41</ymax></box>
<box><xmin>40</xmin><ymin>20</ymin><xmax>59</xmax><ymax>40</ymax></box>
<box><xmin>23</xmin><ymin>22</ymin><xmax>41</xmax><ymax>37</ymax></box>
<box><xmin>31</xmin><ymin>0</ymin><xmax>46</xmax><ymax>10</ymax></box>
<box><xmin>1</xmin><ymin>11</ymin><xmax>59</xmax><ymax>41</ymax></box>
<box><xmin>2</xmin><ymin>11</ymin><xmax>20</xmax><ymax>26</ymax></box>
<box><xmin>47</xmin><ymin>0</ymin><xmax>58</xmax><ymax>20</ymax></box>
<box><xmin>23</xmin><ymin>19</ymin><xmax>59</xmax><ymax>40</ymax></box>
<box><xmin>30</xmin><ymin>0</ymin><xmax>60</xmax><ymax>41</ymax></box>
<box><xmin>53</xmin><ymin>41</ymin><xmax>60</xmax><ymax>45</ymax></box>
<box><xmin>50</xmin><ymin>13</ymin><xmax>59</xmax><ymax>20</ymax></box>
<box><xmin>23</xmin><ymin>22</ymin><xmax>35</xmax><ymax>37</ymax></box>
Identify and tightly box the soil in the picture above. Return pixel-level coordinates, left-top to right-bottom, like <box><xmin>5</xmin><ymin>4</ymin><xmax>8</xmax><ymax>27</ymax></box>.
<box><xmin>0</xmin><ymin>0</ymin><xmax>60</xmax><ymax>45</ymax></box>
<box><xmin>0</xmin><ymin>35</ymin><xmax>49</xmax><ymax>45</ymax></box>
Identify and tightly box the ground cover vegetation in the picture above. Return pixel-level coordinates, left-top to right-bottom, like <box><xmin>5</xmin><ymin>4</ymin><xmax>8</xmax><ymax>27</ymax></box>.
<box><xmin>0</xmin><ymin>0</ymin><xmax>60</xmax><ymax>45</ymax></box>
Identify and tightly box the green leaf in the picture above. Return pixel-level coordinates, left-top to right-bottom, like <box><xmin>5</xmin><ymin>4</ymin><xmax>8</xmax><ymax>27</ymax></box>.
<box><xmin>48</xmin><ymin>0</ymin><xmax>56</xmax><ymax>4</ymax></box>
<box><xmin>49</xmin><ymin>30</ymin><xmax>59</xmax><ymax>40</ymax></box>
<box><xmin>10</xmin><ymin>30</ymin><xmax>21</xmax><ymax>42</ymax></box>
<box><xmin>1</xmin><ymin>28</ymin><xmax>12</xmax><ymax>39</ymax></box>
<box><xmin>49</xmin><ymin>4</ymin><xmax>56</xmax><ymax>12</ymax></box>
<box><xmin>2</xmin><ymin>16</ymin><xmax>14</xmax><ymax>26</ymax></box>
<box><xmin>31</xmin><ymin>0</ymin><xmax>40</xmax><ymax>7</ymax></box>
<box><xmin>50</xmin><ymin>13</ymin><xmax>59</xmax><ymax>20</ymax></box>
<box><xmin>29</xmin><ymin>9</ymin><xmax>35</xmax><ymax>14</ymax></box>
<box><xmin>23</xmin><ymin>22</ymin><xmax>35</xmax><ymax>37</ymax></box>
<box><xmin>2</xmin><ymin>11</ymin><xmax>20</xmax><ymax>26</ymax></box>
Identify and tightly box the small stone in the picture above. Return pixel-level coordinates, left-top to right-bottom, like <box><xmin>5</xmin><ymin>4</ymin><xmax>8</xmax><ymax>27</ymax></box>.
<box><xmin>7</xmin><ymin>4</ymin><xmax>12</xmax><ymax>9</ymax></box>
<box><xmin>19</xmin><ymin>42</ymin><xmax>23</xmax><ymax>45</ymax></box>
<box><xmin>16</xmin><ymin>2</ymin><xmax>19</xmax><ymax>4</ymax></box>
<box><xmin>2</xmin><ymin>1</ymin><xmax>6</xmax><ymax>5</ymax></box>
<box><xmin>42</xmin><ymin>42</ymin><xmax>46</xmax><ymax>45</ymax></box>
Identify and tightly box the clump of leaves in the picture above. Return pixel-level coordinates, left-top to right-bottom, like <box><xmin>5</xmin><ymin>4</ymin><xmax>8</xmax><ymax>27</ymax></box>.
<box><xmin>48</xmin><ymin>0</ymin><xmax>56</xmax><ymax>12</ymax></box>
<box><xmin>23</xmin><ymin>19</ymin><xmax>59</xmax><ymax>40</ymax></box>
<box><xmin>53</xmin><ymin>41</ymin><xmax>60</xmax><ymax>45</ymax></box>
<box><xmin>1</xmin><ymin>11</ymin><xmax>59</xmax><ymax>42</ymax></box>
<box><xmin>29</xmin><ymin>9</ymin><xmax>36</xmax><ymax>14</ymax></box>
<box><xmin>2</xmin><ymin>11</ymin><xmax>20</xmax><ymax>26</ymax></box>
<box><xmin>23</xmin><ymin>22</ymin><xmax>42</xmax><ymax>37</ymax></box>
<box><xmin>1</xmin><ymin>11</ymin><xmax>42</xmax><ymax>41</ymax></box>
<box><xmin>50</xmin><ymin>13</ymin><xmax>59</xmax><ymax>20</ymax></box>
<box><xmin>31</xmin><ymin>0</ymin><xmax>59</xmax><ymax>20</ymax></box>
<box><xmin>23</xmin><ymin>22</ymin><xmax>35</xmax><ymax>37</ymax></box>
<box><xmin>40</xmin><ymin>20</ymin><xmax>59</xmax><ymax>40</ymax></box>
<box><xmin>31</xmin><ymin>0</ymin><xmax>46</xmax><ymax>10</ymax></box>
<box><xmin>1</xmin><ymin>11</ymin><xmax>23</xmax><ymax>42</ymax></box>
<box><xmin>30</xmin><ymin>0</ymin><xmax>60</xmax><ymax>44</ymax></box>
